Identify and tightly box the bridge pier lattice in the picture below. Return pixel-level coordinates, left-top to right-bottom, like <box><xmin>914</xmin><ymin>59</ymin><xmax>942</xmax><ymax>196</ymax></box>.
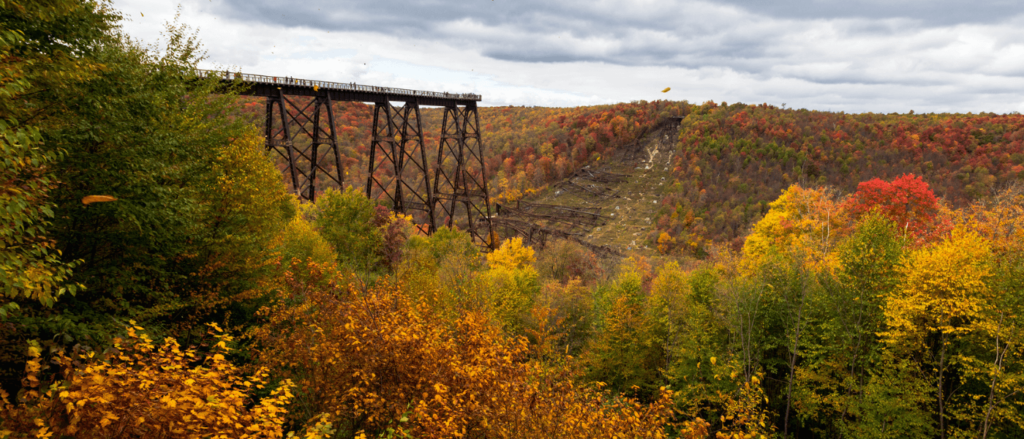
<box><xmin>433</xmin><ymin>103</ymin><xmax>494</xmax><ymax>248</ymax></box>
<box><xmin>264</xmin><ymin>90</ymin><xmax>345</xmax><ymax>202</ymax></box>
<box><xmin>366</xmin><ymin>99</ymin><xmax>436</xmax><ymax>234</ymax></box>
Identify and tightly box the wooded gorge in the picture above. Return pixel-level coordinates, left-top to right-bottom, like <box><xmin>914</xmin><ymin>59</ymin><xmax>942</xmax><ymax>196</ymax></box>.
<box><xmin>3</xmin><ymin>1</ymin><xmax>1024</xmax><ymax>438</ymax></box>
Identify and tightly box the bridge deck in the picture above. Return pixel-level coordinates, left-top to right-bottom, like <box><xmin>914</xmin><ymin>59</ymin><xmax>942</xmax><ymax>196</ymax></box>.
<box><xmin>198</xmin><ymin>70</ymin><xmax>481</xmax><ymax>106</ymax></box>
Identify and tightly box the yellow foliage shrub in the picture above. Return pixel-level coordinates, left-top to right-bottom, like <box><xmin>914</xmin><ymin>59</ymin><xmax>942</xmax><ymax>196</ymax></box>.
<box><xmin>657</xmin><ymin>232</ymin><xmax>677</xmax><ymax>255</ymax></box>
<box><xmin>0</xmin><ymin>323</ymin><xmax>301</xmax><ymax>439</ymax></box>
<box><xmin>481</xmin><ymin>265</ymin><xmax>539</xmax><ymax>334</ymax></box>
<box><xmin>713</xmin><ymin>370</ymin><xmax>775</xmax><ymax>439</ymax></box>
<box><xmin>480</xmin><ymin>237</ymin><xmax>541</xmax><ymax>333</ymax></box>
<box><xmin>273</xmin><ymin>200</ymin><xmax>338</xmax><ymax>270</ymax></box>
<box><xmin>486</xmin><ymin>237</ymin><xmax>536</xmax><ymax>271</ymax></box>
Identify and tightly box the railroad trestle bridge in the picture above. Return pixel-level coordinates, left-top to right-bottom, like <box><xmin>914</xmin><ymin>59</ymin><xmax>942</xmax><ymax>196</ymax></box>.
<box><xmin>199</xmin><ymin>70</ymin><xmax>494</xmax><ymax>248</ymax></box>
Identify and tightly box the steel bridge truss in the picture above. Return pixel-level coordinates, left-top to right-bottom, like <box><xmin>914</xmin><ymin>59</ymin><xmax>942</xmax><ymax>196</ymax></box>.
<box><xmin>366</xmin><ymin>99</ymin><xmax>436</xmax><ymax>235</ymax></box>
<box><xmin>365</xmin><ymin>101</ymin><xmax>493</xmax><ymax>247</ymax></box>
<box><xmin>265</xmin><ymin>89</ymin><xmax>345</xmax><ymax>202</ymax></box>
<box><xmin>433</xmin><ymin>104</ymin><xmax>494</xmax><ymax>247</ymax></box>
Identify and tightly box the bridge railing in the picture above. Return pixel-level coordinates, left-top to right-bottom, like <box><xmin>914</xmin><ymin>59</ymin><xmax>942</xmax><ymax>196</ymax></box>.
<box><xmin>196</xmin><ymin>69</ymin><xmax>481</xmax><ymax>101</ymax></box>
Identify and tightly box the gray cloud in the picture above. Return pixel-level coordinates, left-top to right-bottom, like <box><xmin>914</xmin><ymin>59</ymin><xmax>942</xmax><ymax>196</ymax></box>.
<box><xmin>208</xmin><ymin>0</ymin><xmax>1024</xmax><ymax>84</ymax></box>
<box><xmin>714</xmin><ymin>0</ymin><xmax>1023</xmax><ymax>25</ymax></box>
<box><xmin>114</xmin><ymin>0</ymin><xmax>1024</xmax><ymax>112</ymax></box>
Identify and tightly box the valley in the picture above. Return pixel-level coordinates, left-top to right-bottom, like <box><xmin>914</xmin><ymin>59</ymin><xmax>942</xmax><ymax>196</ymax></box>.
<box><xmin>6</xmin><ymin>3</ymin><xmax>1024</xmax><ymax>435</ymax></box>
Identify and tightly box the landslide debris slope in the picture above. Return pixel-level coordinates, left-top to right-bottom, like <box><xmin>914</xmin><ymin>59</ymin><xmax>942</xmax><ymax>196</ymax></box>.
<box><xmin>498</xmin><ymin>118</ymin><xmax>682</xmax><ymax>256</ymax></box>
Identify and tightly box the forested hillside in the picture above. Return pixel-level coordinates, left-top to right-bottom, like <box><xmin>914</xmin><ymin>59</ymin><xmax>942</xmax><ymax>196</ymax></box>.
<box><xmin>3</xmin><ymin>1</ymin><xmax>1024</xmax><ymax>439</ymax></box>
<box><xmin>654</xmin><ymin>102</ymin><xmax>1024</xmax><ymax>254</ymax></box>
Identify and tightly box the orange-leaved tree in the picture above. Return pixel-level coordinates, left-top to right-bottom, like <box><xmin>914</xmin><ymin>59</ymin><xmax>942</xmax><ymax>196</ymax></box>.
<box><xmin>251</xmin><ymin>259</ymin><xmax>699</xmax><ymax>438</ymax></box>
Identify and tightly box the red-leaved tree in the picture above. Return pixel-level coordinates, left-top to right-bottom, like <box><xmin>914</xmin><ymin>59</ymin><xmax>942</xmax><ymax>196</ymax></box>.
<box><xmin>842</xmin><ymin>174</ymin><xmax>945</xmax><ymax>240</ymax></box>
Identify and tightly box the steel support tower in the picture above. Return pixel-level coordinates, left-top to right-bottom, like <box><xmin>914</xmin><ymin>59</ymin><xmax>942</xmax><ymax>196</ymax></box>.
<box><xmin>366</xmin><ymin>99</ymin><xmax>436</xmax><ymax>234</ymax></box>
<box><xmin>433</xmin><ymin>103</ymin><xmax>494</xmax><ymax>247</ymax></box>
<box><xmin>265</xmin><ymin>89</ymin><xmax>344</xmax><ymax>202</ymax></box>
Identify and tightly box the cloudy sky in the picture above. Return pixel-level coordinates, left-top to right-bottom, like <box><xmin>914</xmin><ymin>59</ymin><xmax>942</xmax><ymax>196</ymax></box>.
<box><xmin>112</xmin><ymin>0</ymin><xmax>1024</xmax><ymax>113</ymax></box>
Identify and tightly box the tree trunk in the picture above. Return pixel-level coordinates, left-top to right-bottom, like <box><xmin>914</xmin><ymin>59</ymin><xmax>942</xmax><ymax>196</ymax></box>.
<box><xmin>938</xmin><ymin>333</ymin><xmax>947</xmax><ymax>439</ymax></box>
<box><xmin>981</xmin><ymin>313</ymin><xmax>1006</xmax><ymax>439</ymax></box>
<box><xmin>784</xmin><ymin>321</ymin><xmax>802</xmax><ymax>437</ymax></box>
<box><xmin>784</xmin><ymin>274</ymin><xmax>809</xmax><ymax>437</ymax></box>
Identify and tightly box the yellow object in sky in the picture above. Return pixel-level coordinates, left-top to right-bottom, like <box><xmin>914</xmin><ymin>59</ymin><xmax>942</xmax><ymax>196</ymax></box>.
<box><xmin>661</xmin><ymin>87</ymin><xmax>671</xmax><ymax>93</ymax></box>
<box><xmin>82</xmin><ymin>195</ymin><xmax>117</xmax><ymax>205</ymax></box>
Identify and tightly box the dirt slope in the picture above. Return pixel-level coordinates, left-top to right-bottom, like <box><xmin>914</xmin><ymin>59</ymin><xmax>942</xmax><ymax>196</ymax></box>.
<box><xmin>506</xmin><ymin>119</ymin><xmax>682</xmax><ymax>256</ymax></box>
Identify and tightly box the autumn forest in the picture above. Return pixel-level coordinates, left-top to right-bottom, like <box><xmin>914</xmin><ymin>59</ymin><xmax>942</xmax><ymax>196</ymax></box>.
<box><xmin>3</xmin><ymin>2</ymin><xmax>1024</xmax><ymax>439</ymax></box>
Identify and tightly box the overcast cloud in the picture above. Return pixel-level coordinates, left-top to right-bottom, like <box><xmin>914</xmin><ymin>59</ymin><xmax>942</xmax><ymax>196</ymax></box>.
<box><xmin>113</xmin><ymin>0</ymin><xmax>1024</xmax><ymax>113</ymax></box>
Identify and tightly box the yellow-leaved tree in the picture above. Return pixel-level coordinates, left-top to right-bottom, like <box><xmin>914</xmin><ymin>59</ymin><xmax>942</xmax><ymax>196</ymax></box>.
<box><xmin>181</xmin><ymin>130</ymin><xmax>296</xmax><ymax>331</ymax></box>
<box><xmin>272</xmin><ymin>199</ymin><xmax>339</xmax><ymax>275</ymax></box>
<box><xmin>739</xmin><ymin>184</ymin><xmax>844</xmax><ymax>436</ymax></box>
<box><xmin>883</xmin><ymin>226</ymin><xmax>993</xmax><ymax>439</ymax></box>
<box><xmin>396</xmin><ymin>227</ymin><xmax>486</xmax><ymax>320</ymax></box>
<box><xmin>884</xmin><ymin>227</ymin><xmax>991</xmax><ymax>342</ymax></box>
<box><xmin>482</xmin><ymin>237</ymin><xmax>540</xmax><ymax>333</ymax></box>
<box><xmin>948</xmin><ymin>185</ymin><xmax>1024</xmax><ymax>438</ymax></box>
<box><xmin>486</xmin><ymin>236</ymin><xmax>536</xmax><ymax>270</ymax></box>
<box><xmin>741</xmin><ymin>184</ymin><xmax>844</xmax><ymax>275</ymax></box>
